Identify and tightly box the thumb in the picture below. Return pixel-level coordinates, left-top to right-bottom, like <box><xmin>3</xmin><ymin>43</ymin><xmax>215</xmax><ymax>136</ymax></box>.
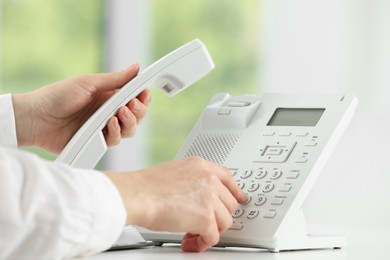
<box><xmin>88</xmin><ymin>63</ymin><xmax>140</xmax><ymax>93</ymax></box>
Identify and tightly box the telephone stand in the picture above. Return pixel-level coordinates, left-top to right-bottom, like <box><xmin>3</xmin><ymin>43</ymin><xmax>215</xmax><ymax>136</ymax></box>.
<box><xmin>268</xmin><ymin>210</ymin><xmax>346</xmax><ymax>253</ymax></box>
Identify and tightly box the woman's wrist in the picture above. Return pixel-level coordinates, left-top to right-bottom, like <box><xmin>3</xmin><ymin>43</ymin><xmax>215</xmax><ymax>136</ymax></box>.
<box><xmin>104</xmin><ymin>172</ymin><xmax>155</xmax><ymax>227</ymax></box>
<box><xmin>12</xmin><ymin>93</ymin><xmax>35</xmax><ymax>147</ymax></box>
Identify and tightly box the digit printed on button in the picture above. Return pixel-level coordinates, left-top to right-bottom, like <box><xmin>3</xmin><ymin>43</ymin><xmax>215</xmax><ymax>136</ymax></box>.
<box><xmin>263</xmin><ymin>183</ymin><xmax>275</xmax><ymax>193</ymax></box>
<box><xmin>247</xmin><ymin>183</ymin><xmax>260</xmax><ymax>192</ymax></box>
<box><xmin>254</xmin><ymin>195</ymin><xmax>267</xmax><ymax>206</ymax></box>
<box><xmin>270</xmin><ymin>170</ymin><xmax>282</xmax><ymax>180</ymax></box>
<box><xmin>247</xmin><ymin>209</ymin><xmax>260</xmax><ymax>219</ymax></box>
<box><xmin>240</xmin><ymin>169</ymin><xmax>253</xmax><ymax>179</ymax></box>
<box><xmin>255</xmin><ymin>169</ymin><xmax>267</xmax><ymax>179</ymax></box>
<box><xmin>232</xmin><ymin>208</ymin><xmax>245</xmax><ymax>218</ymax></box>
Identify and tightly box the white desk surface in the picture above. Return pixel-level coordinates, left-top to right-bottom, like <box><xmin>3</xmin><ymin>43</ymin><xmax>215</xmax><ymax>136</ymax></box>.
<box><xmin>91</xmin><ymin>226</ymin><xmax>389</xmax><ymax>260</ymax></box>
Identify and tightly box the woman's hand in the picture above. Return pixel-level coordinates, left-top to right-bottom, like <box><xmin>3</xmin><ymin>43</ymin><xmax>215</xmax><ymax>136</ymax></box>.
<box><xmin>12</xmin><ymin>64</ymin><xmax>150</xmax><ymax>153</ymax></box>
<box><xmin>105</xmin><ymin>157</ymin><xmax>247</xmax><ymax>252</ymax></box>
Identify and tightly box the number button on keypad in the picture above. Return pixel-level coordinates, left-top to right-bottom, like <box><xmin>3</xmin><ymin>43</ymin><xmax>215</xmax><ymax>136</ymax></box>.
<box><xmin>247</xmin><ymin>183</ymin><xmax>260</xmax><ymax>193</ymax></box>
<box><xmin>263</xmin><ymin>183</ymin><xmax>275</xmax><ymax>193</ymax></box>
<box><xmin>255</xmin><ymin>169</ymin><xmax>267</xmax><ymax>179</ymax></box>
<box><xmin>254</xmin><ymin>195</ymin><xmax>267</xmax><ymax>206</ymax></box>
<box><xmin>270</xmin><ymin>170</ymin><xmax>282</xmax><ymax>180</ymax></box>
<box><xmin>243</xmin><ymin>196</ymin><xmax>252</xmax><ymax>205</ymax></box>
<box><xmin>247</xmin><ymin>209</ymin><xmax>260</xmax><ymax>219</ymax></box>
<box><xmin>232</xmin><ymin>208</ymin><xmax>245</xmax><ymax>218</ymax></box>
<box><xmin>240</xmin><ymin>169</ymin><xmax>253</xmax><ymax>179</ymax></box>
<box><xmin>237</xmin><ymin>182</ymin><xmax>245</xmax><ymax>190</ymax></box>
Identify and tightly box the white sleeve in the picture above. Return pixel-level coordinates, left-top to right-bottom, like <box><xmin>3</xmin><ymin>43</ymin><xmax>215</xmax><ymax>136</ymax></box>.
<box><xmin>0</xmin><ymin>147</ymin><xmax>126</xmax><ymax>259</ymax></box>
<box><xmin>0</xmin><ymin>94</ymin><xmax>18</xmax><ymax>147</ymax></box>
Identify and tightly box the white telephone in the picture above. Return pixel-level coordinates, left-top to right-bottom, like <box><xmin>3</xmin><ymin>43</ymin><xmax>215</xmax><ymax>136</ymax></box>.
<box><xmin>56</xmin><ymin>39</ymin><xmax>214</xmax><ymax>169</ymax></box>
<box><xmin>138</xmin><ymin>92</ymin><xmax>358</xmax><ymax>252</ymax></box>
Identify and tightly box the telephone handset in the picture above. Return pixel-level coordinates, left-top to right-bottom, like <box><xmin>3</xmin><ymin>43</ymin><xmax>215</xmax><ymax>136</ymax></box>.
<box><xmin>138</xmin><ymin>92</ymin><xmax>358</xmax><ymax>252</ymax></box>
<box><xmin>56</xmin><ymin>39</ymin><xmax>214</xmax><ymax>169</ymax></box>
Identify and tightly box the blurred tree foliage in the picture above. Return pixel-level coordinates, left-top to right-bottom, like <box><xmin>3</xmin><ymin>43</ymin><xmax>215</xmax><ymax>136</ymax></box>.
<box><xmin>149</xmin><ymin>0</ymin><xmax>261</xmax><ymax>164</ymax></box>
<box><xmin>0</xmin><ymin>0</ymin><xmax>103</xmax><ymax>159</ymax></box>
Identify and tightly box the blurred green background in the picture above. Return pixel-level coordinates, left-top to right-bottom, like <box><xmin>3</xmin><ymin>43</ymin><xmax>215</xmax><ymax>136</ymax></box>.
<box><xmin>149</xmin><ymin>0</ymin><xmax>261</xmax><ymax>164</ymax></box>
<box><xmin>0</xmin><ymin>0</ymin><xmax>261</xmax><ymax>165</ymax></box>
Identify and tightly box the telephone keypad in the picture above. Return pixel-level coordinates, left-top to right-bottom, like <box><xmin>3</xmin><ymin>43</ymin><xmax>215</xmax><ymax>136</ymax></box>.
<box><xmin>229</xmin><ymin>166</ymin><xmax>301</xmax><ymax>230</ymax></box>
<box><xmin>227</xmin><ymin>130</ymin><xmax>317</xmax><ymax>231</ymax></box>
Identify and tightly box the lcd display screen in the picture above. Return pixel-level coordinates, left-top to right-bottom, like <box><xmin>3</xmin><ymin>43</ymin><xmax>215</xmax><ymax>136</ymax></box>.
<box><xmin>267</xmin><ymin>108</ymin><xmax>325</xmax><ymax>126</ymax></box>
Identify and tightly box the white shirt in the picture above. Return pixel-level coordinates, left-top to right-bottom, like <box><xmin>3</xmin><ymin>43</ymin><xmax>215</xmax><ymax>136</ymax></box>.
<box><xmin>0</xmin><ymin>94</ymin><xmax>126</xmax><ymax>259</ymax></box>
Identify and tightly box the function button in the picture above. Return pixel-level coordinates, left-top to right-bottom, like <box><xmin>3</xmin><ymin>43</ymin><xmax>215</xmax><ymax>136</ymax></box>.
<box><xmin>218</xmin><ymin>108</ymin><xmax>232</xmax><ymax>115</ymax></box>
<box><xmin>295</xmin><ymin>152</ymin><xmax>308</xmax><ymax>163</ymax></box>
<box><xmin>263</xmin><ymin>131</ymin><xmax>275</xmax><ymax>137</ymax></box>
<box><xmin>279</xmin><ymin>185</ymin><xmax>292</xmax><ymax>192</ymax></box>
<box><xmin>296</xmin><ymin>132</ymin><xmax>309</xmax><ymax>137</ymax></box>
<box><xmin>279</xmin><ymin>132</ymin><xmax>292</xmax><ymax>137</ymax></box>
<box><xmin>232</xmin><ymin>208</ymin><xmax>245</xmax><ymax>218</ymax></box>
<box><xmin>229</xmin><ymin>168</ymin><xmax>239</xmax><ymax>176</ymax></box>
<box><xmin>263</xmin><ymin>183</ymin><xmax>275</xmax><ymax>193</ymax></box>
<box><xmin>265</xmin><ymin>147</ymin><xmax>284</xmax><ymax>156</ymax></box>
<box><xmin>264</xmin><ymin>211</ymin><xmax>277</xmax><ymax>219</ymax></box>
<box><xmin>254</xmin><ymin>141</ymin><xmax>297</xmax><ymax>163</ymax></box>
<box><xmin>229</xmin><ymin>223</ymin><xmax>244</xmax><ymax>230</ymax></box>
<box><xmin>305</xmin><ymin>140</ymin><xmax>318</xmax><ymax>146</ymax></box>
<box><xmin>240</xmin><ymin>169</ymin><xmax>253</xmax><ymax>179</ymax></box>
<box><xmin>271</xmin><ymin>198</ymin><xmax>284</xmax><ymax>205</ymax></box>
<box><xmin>247</xmin><ymin>209</ymin><xmax>260</xmax><ymax>219</ymax></box>
<box><xmin>287</xmin><ymin>171</ymin><xmax>300</xmax><ymax>179</ymax></box>
<box><xmin>254</xmin><ymin>195</ymin><xmax>267</xmax><ymax>206</ymax></box>
<box><xmin>247</xmin><ymin>183</ymin><xmax>260</xmax><ymax>193</ymax></box>
<box><xmin>295</xmin><ymin>157</ymin><xmax>308</xmax><ymax>163</ymax></box>
<box><xmin>270</xmin><ymin>170</ymin><xmax>283</xmax><ymax>180</ymax></box>
<box><xmin>255</xmin><ymin>169</ymin><xmax>267</xmax><ymax>179</ymax></box>
<box><xmin>227</xmin><ymin>101</ymin><xmax>251</xmax><ymax>107</ymax></box>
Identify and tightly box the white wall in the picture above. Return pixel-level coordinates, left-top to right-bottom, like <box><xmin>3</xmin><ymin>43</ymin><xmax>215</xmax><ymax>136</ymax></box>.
<box><xmin>261</xmin><ymin>0</ymin><xmax>390</xmax><ymax>230</ymax></box>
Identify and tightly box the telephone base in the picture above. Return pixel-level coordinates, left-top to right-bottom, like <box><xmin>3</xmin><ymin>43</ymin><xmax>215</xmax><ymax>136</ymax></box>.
<box><xmin>267</xmin><ymin>234</ymin><xmax>346</xmax><ymax>253</ymax></box>
<box><xmin>265</xmin><ymin>210</ymin><xmax>346</xmax><ymax>253</ymax></box>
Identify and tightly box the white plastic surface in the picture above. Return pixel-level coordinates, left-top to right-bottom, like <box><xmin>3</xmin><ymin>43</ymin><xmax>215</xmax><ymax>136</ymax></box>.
<box><xmin>56</xmin><ymin>39</ymin><xmax>214</xmax><ymax>169</ymax></box>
